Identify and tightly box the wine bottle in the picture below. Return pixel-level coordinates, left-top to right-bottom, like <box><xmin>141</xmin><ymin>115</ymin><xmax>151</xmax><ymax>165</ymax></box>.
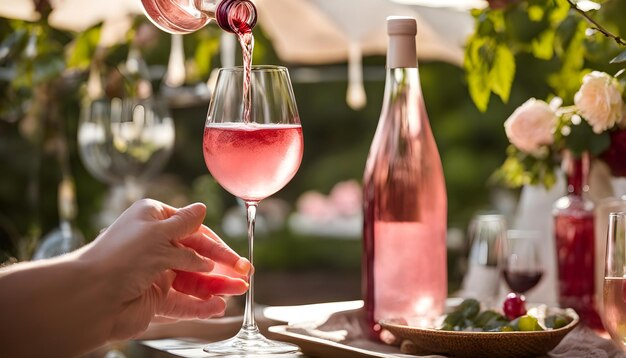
<box><xmin>552</xmin><ymin>151</ymin><xmax>603</xmax><ymax>329</ymax></box>
<box><xmin>362</xmin><ymin>16</ymin><xmax>447</xmax><ymax>339</ymax></box>
<box><xmin>141</xmin><ymin>0</ymin><xmax>256</xmax><ymax>35</ymax></box>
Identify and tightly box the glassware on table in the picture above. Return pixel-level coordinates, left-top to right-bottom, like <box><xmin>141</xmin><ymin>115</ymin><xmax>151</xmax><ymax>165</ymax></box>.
<box><xmin>602</xmin><ymin>212</ymin><xmax>626</xmax><ymax>351</ymax></box>
<box><xmin>140</xmin><ymin>0</ymin><xmax>256</xmax><ymax>34</ymax></box>
<box><xmin>202</xmin><ymin>65</ymin><xmax>302</xmax><ymax>355</ymax></box>
<box><xmin>78</xmin><ymin>97</ymin><xmax>175</xmax><ymax>203</ymax></box>
<box><xmin>499</xmin><ymin>230</ymin><xmax>544</xmax><ymax>294</ymax></box>
<box><xmin>460</xmin><ymin>214</ymin><xmax>506</xmax><ymax>306</ymax></box>
<box><xmin>78</xmin><ymin>46</ymin><xmax>175</xmax><ymax>206</ymax></box>
<box><xmin>553</xmin><ymin>151</ymin><xmax>603</xmax><ymax>329</ymax></box>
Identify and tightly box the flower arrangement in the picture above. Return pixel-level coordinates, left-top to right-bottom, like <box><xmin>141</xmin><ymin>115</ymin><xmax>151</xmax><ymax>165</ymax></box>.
<box><xmin>496</xmin><ymin>70</ymin><xmax>626</xmax><ymax>188</ymax></box>
<box><xmin>463</xmin><ymin>0</ymin><xmax>626</xmax><ymax>188</ymax></box>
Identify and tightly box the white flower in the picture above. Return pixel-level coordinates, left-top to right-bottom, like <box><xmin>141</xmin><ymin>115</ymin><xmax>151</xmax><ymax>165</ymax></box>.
<box><xmin>574</xmin><ymin>71</ymin><xmax>624</xmax><ymax>133</ymax></box>
<box><xmin>504</xmin><ymin>98</ymin><xmax>557</xmax><ymax>154</ymax></box>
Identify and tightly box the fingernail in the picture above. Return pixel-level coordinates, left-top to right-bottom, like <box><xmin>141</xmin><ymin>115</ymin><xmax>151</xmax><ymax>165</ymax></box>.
<box><xmin>235</xmin><ymin>258</ymin><xmax>252</xmax><ymax>275</ymax></box>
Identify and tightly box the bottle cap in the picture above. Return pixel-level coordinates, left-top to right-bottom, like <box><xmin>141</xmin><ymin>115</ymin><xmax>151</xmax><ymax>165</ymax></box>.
<box><xmin>387</xmin><ymin>16</ymin><xmax>417</xmax><ymax>36</ymax></box>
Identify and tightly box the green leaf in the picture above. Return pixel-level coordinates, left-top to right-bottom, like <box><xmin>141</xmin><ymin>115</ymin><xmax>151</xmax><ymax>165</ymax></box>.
<box><xmin>531</xmin><ymin>30</ymin><xmax>555</xmax><ymax>60</ymax></box>
<box><xmin>549</xmin><ymin>0</ymin><xmax>571</xmax><ymax>25</ymax></box>
<box><xmin>464</xmin><ymin>37</ymin><xmax>492</xmax><ymax>112</ymax></box>
<box><xmin>66</xmin><ymin>24</ymin><xmax>102</xmax><ymax>70</ymax></box>
<box><xmin>528</xmin><ymin>5</ymin><xmax>545</xmax><ymax>22</ymax></box>
<box><xmin>489</xmin><ymin>44</ymin><xmax>515</xmax><ymax>104</ymax></box>
<box><xmin>467</xmin><ymin>70</ymin><xmax>490</xmax><ymax>112</ymax></box>
<box><xmin>611</xmin><ymin>50</ymin><xmax>626</xmax><ymax>64</ymax></box>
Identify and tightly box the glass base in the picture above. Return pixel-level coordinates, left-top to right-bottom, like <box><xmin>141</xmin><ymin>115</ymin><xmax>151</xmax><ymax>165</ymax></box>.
<box><xmin>203</xmin><ymin>327</ymin><xmax>299</xmax><ymax>355</ymax></box>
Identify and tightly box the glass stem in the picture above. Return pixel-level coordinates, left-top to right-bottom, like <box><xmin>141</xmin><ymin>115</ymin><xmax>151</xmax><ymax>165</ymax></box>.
<box><xmin>242</xmin><ymin>200</ymin><xmax>258</xmax><ymax>332</ymax></box>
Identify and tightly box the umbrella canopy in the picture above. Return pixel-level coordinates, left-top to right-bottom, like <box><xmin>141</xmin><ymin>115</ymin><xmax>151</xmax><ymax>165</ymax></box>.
<box><xmin>255</xmin><ymin>0</ymin><xmax>478</xmax><ymax>108</ymax></box>
<box><xmin>0</xmin><ymin>0</ymin><xmax>142</xmax><ymax>32</ymax></box>
<box><xmin>256</xmin><ymin>0</ymin><xmax>475</xmax><ymax>65</ymax></box>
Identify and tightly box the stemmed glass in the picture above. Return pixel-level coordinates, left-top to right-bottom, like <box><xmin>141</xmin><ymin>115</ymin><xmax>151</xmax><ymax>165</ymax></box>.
<box><xmin>499</xmin><ymin>230</ymin><xmax>544</xmax><ymax>294</ymax></box>
<box><xmin>603</xmin><ymin>212</ymin><xmax>626</xmax><ymax>350</ymax></box>
<box><xmin>78</xmin><ymin>97</ymin><xmax>175</xmax><ymax>204</ymax></box>
<box><xmin>462</xmin><ymin>214</ymin><xmax>506</xmax><ymax>305</ymax></box>
<box><xmin>202</xmin><ymin>65</ymin><xmax>303</xmax><ymax>354</ymax></box>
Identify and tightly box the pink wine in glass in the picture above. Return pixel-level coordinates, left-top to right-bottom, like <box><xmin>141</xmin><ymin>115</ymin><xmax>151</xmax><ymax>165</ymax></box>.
<box><xmin>603</xmin><ymin>277</ymin><xmax>626</xmax><ymax>350</ymax></box>
<box><xmin>362</xmin><ymin>17</ymin><xmax>447</xmax><ymax>340</ymax></box>
<box><xmin>203</xmin><ymin>123</ymin><xmax>303</xmax><ymax>201</ymax></box>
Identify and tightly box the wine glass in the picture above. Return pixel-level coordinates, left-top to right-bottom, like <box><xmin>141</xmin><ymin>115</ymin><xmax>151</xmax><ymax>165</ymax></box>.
<box><xmin>202</xmin><ymin>65</ymin><xmax>303</xmax><ymax>354</ymax></box>
<box><xmin>78</xmin><ymin>97</ymin><xmax>175</xmax><ymax>204</ymax></box>
<box><xmin>499</xmin><ymin>230</ymin><xmax>544</xmax><ymax>294</ymax></box>
<box><xmin>461</xmin><ymin>214</ymin><xmax>506</xmax><ymax>305</ymax></box>
<box><xmin>603</xmin><ymin>212</ymin><xmax>626</xmax><ymax>350</ymax></box>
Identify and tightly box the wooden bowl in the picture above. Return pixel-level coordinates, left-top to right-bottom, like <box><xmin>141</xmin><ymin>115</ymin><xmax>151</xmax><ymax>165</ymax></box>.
<box><xmin>379</xmin><ymin>309</ymin><xmax>579</xmax><ymax>358</ymax></box>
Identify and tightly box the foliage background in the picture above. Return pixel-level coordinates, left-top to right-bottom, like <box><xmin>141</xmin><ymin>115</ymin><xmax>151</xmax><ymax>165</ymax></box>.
<box><xmin>465</xmin><ymin>0</ymin><xmax>626</xmax><ymax>188</ymax></box>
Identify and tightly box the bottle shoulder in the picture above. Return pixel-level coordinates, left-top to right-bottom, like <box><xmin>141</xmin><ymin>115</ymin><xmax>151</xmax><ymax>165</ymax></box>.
<box><xmin>553</xmin><ymin>194</ymin><xmax>595</xmax><ymax>214</ymax></box>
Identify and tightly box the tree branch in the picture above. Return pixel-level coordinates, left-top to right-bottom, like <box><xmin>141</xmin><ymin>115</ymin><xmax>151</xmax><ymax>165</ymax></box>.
<box><xmin>566</xmin><ymin>0</ymin><xmax>626</xmax><ymax>47</ymax></box>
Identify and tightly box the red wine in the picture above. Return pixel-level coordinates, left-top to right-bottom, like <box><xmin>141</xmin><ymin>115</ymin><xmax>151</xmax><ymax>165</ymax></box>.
<box><xmin>502</xmin><ymin>269</ymin><xmax>543</xmax><ymax>293</ymax></box>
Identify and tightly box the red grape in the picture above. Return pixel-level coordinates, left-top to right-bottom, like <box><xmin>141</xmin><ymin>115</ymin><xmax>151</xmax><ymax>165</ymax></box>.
<box><xmin>503</xmin><ymin>292</ymin><xmax>527</xmax><ymax>320</ymax></box>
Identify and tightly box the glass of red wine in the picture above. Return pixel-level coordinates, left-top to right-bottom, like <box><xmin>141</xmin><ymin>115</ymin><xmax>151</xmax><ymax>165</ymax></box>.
<box><xmin>202</xmin><ymin>65</ymin><xmax>303</xmax><ymax>355</ymax></box>
<box><xmin>499</xmin><ymin>230</ymin><xmax>544</xmax><ymax>294</ymax></box>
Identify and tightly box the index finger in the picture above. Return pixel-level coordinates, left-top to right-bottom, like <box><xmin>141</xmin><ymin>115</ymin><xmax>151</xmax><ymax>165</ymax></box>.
<box><xmin>179</xmin><ymin>232</ymin><xmax>252</xmax><ymax>276</ymax></box>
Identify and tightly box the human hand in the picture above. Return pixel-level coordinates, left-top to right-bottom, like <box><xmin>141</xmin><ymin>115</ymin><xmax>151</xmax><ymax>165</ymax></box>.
<box><xmin>79</xmin><ymin>199</ymin><xmax>251</xmax><ymax>340</ymax></box>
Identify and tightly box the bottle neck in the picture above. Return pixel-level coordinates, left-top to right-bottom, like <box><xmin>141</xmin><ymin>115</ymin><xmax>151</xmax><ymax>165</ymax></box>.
<box><xmin>200</xmin><ymin>0</ymin><xmax>257</xmax><ymax>34</ymax></box>
<box><xmin>565</xmin><ymin>152</ymin><xmax>590</xmax><ymax>196</ymax></box>
<box><xmin>381</xmin><ymin>68</ymin><xmax>423</xmax><ymax>133</ymax></box>
<box><xmin>387</xmin><ymin>33</ymin><xmax>417</xmax><ymax>69</ymax></box>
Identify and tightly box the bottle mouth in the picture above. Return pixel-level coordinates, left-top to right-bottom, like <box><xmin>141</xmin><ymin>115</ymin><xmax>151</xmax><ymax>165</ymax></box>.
<box><xmin>216</xmin><ymin>0</ymin><xmax>257</xmax><ymax>34</ymax></box>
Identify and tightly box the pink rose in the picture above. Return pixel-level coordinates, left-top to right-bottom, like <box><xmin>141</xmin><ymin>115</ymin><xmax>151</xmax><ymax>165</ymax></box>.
<box><xmin>574</xmin><ymin>71</ymin><xmax>624</xmax><ymax>134</ymax></box>
<box><xmin>504</xmin><ymin>98</ymin><xmax>557</xmax><ymax>154</ymax></box>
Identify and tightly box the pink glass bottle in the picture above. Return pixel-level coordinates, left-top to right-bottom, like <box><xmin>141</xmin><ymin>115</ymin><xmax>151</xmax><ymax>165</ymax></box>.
<box><xmin>140</xmin><ymin>0</ymin><xmax>256</xmax><ymax>34</ymax></box>
<box><xmin>553</xmin><ymin>151</ymin><xmax>603</xmax><ymax>329</ymax></box>
<box><xmin>362</xmin><ymin>16</ymin><xmax>447</xmax><ymax>340</ymax></box>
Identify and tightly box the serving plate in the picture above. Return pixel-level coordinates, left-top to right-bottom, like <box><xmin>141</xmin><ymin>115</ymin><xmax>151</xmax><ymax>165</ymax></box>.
<box><xmin>379</xmin><ymin>309</ymin><xmax>579</xmax><ymax>358</ymax></box>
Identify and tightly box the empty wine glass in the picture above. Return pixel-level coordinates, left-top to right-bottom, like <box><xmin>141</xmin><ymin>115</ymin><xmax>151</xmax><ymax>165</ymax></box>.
<box><xmin>77</xmin><ymin>96</ymin><xmax>175</xmax><ymax>204</ymax></box>
<box><xmin>603</xmin><ymin>212</ymin><xmax>626</xmax><ymax>350</ymax></box>
<box><xmin>202</xmin><ymin>65</ymin><xmax>303</xmax><ymax>354</ymax></box>
<box><xmin>499</xmin><ymin>230</ymin><xmax>544</xmax><ymax>294</ymax></box>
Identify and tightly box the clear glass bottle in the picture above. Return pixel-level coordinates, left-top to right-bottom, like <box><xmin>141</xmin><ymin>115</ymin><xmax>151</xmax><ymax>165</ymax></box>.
<box><xmin>362</xmin><ymin>16</ymin><xmax>447</xmax><ymax>340</ymax></box>
<box><xmin>140</xmin><ymin>0</ymin><xmax>257</xmax><ymax>34</ymax></box>
<box><xmin>553</xmin><ymin>151</ymin><xmax>603</xmax><ymax>329</ymax></box>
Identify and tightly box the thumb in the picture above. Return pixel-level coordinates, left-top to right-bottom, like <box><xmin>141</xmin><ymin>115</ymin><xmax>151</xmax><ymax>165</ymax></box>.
<box><xmin>161</xmin><ymin>203</ymin><xmax>206</xmax><ymax>238</ymax></box>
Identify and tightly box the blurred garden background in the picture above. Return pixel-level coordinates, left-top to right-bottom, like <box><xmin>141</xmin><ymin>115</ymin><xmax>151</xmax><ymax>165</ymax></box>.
<box><xmin>1</xmin><ymin>0</ymin><xmax>624</xmax><ymax>305</ymax></box>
